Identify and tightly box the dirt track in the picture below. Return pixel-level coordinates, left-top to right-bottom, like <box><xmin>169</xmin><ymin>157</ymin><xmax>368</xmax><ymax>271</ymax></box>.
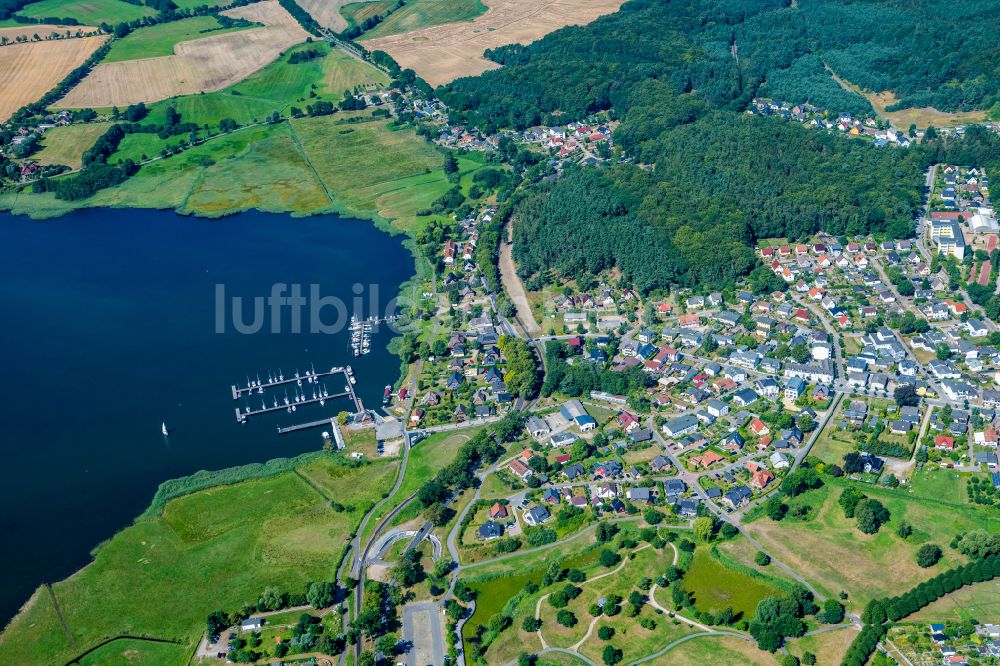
<box><xmin>361</xmin><ymin>0</ymin><xmax>626</xmax><ymax>85</ymax></box>
<box><xmin>499</xmin><ymin>222</ymin><xmax>541</xmax><ymax>335</ymax></box>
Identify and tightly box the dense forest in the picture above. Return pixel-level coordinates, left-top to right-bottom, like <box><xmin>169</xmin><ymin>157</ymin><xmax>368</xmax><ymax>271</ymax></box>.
<box><xmin>440</xmin><ymin>0</ymin><xmax>1000</xmax><ymax>126</ymax></box>
<box><xmin>438</xmin><ymin>0</ymin><xmax>999</xmax><ymax>292</ymax></box>
<box><xmin>513</xmin><ymin>113</ymin><xmax>929</xmax><ymax>288</ymax></box>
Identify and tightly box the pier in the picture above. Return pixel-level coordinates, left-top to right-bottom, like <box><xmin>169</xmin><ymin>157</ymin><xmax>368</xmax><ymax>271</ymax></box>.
<box><xmin>277</xmin><ymin>417</ymin><xmax>337</xmax><ymax>434</ymax></box>
<box><xmin>231</xmin><ymin>365</ymin><xmax>349</xmax><ymax>400</ymax></box>
<box><xmin>232</xmin><ymin>365</ymin><xmax>364</xmax><ymax>423</ymax></box>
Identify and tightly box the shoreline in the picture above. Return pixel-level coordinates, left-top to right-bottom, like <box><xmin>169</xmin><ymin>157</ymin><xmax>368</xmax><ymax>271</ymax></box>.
<box><xmin>0</xmin><ymin>203</ymin><xmax>422</xmax><ymax>641</ymax></box>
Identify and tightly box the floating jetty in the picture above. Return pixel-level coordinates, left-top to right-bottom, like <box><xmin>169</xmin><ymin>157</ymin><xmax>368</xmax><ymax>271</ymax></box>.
<box><xmin>231</xmin><ymin>364</ymin><xmax>348</xmax><ymax>400</ymax></box>
<box><xmin>349</xmin><ymin>313</ymin><xmax>400</xmax><ymax>357</ymax></box>
<box><xmin>232</xmin><ymin>365</ymin><xmax>364</xmax><ymax>424</ymax></box>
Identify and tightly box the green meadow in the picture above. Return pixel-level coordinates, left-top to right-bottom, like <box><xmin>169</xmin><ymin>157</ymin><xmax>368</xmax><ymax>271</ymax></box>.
<box><xmin>16</xmin><ymin>0</ymin><xmax>155</xmax><ymax>25</ymax></box>
<box><xmin>0</xmin><ymin>454</ymin><xmax>397</xmax><ymax>666</ymax></box>
<box><xmin>744</xmin><ymin>478</ymin><xmax>1000</xmax><ymax>610</ymax></box>
<box><xmin>103</xmin><ymin>15</ymin><xmax>252</xmax><ymax>63</ymax></box>
<box><xmin>683</xmin><ymin>546</ymin><xmax>784</xmax><ymax>619</ymax></box>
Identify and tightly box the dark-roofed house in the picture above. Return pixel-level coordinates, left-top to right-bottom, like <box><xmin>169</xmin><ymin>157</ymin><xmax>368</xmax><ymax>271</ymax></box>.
<box><xmin>650</xmin><ymin>455</ymin><xmax>671</xmax><ymax>471</ymax></box>
<box><xmin>479</xmin><ymin>520</ymin><xmax>504</xmax><ymax>540</ymax></box>
<box><xmin>722</xmin><ymin>485</ymin><xmax>752</xmax><ymax>508</ymax></box>
<box><xmin>563</xmin><ymin>463</ymin><xmax>585</xmax><ymax>480</ymax></box>
<box><xmin>664</xmin><ymin>478</ymin><xmax>687</xmax><ymax>497</ymax></box>
<box><xmin>524</xmin><ymin>506</ymin><xmax>551</xmax><ymax>526</ymax></box>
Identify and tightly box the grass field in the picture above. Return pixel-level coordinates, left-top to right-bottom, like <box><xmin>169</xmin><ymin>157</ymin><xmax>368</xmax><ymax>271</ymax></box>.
<box><xmin>17</xmin><ymin>0</ymin><xmax>155</xmax><ymax>24</ymax></box>
<box><xmin>340</xmin><ymin>0</ymin><xmax>394</xmax><ymax>28</ymax></box>
<box><xmin>34</xmin><ymin>122</ymin><xmax>111</xmax><ymax>169</ymax></box>
<box><xmin>104</xmin><ymin>15</ymin><xmax>252</xmax><ymax>63</ymax></box>
<box><xmin>0</xmin><ymin>454</ymin><xmax>397</xmax><ymax>666</ymax></box>
<box><xmin>786</xmin><ymin>626</ymin><xmax>858</xmax><ymax>665</ymax></box>
<box><xmin>644</xmin><ymin>634</ymin><xmax>778</xmax><ymax>665</ymax></box>
<box><xmin>908</xmin><ymin>467</ymin><xmax>968</xmax><ymax>504</ymax></box>
<box><xmin>908</xmin><ymin>579</ymin><xmax>1000</xmax><ymax>623</ymax></box>
<box><xmin>714</xmin><ymin>536</ymin><xmax>797</xmax><ymax>587</ymax></box>
<box><xmin>74</xmin><ymin>638</ymin><xmax>189</xmax><ymax>666</ymax></box>
<box><xmin>675</xmin><ymin>547</ymin><xmax>783</xmax><ymax>620</ymax></box>
<box><xmin>0</xmin><ymin>34</ymin><xmax>108</xmax><ymax>122</ymax></box>
<box><xmin>811</xmin><ymin>420</ymin><xmax>858</xmax><ymax>465</ymax></box>
<box><xmin>359</xmin><ymin>0</ymin><xmax>487</xmax><ymax>39</ymax></box>
<box><xmin>744</xmin><ymin>479</ymin><xmax>1000</xmax><ymax>610</ymax></box>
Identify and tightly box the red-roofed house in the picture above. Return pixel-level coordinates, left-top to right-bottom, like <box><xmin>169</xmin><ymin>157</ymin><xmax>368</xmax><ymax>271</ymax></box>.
<box><xmin>749</xmin><ymin>417</ymin><xmax>770</xmax><ymax>436</ymax></box>
<box><xmin>489</xmin><ymin>503</ymin><xmax>508</xmax><ymax>519</ymax></box>
<box><xmin>751</xmin><ymin>469</ymin><xmax>775</xmax><ymax>489</ymax></box>
<box><xmin>934</xmin><ymin>435</ymin><xmax>955</xmax><ymax>450</ymax></box>
<box><xmin>696</xmin><ymin>450</ymin><xmax>726</xmax><ymax>468</ymax></box>
<box><xmin>618</xmin><ymin>411</ymin><xmax>640</xmax><ymax>431</ymax></box>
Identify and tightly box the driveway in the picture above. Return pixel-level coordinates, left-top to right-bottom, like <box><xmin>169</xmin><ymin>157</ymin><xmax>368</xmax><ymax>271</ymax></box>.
<box><xmin>402</xmin><ymin>601</ymin><xmax>445</xmax><ymax>666</ymax></box>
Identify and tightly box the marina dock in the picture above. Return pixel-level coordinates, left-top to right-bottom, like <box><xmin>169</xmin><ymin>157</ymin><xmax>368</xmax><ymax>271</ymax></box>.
<box><xmin>231</xmin><ymin>365</ymin><xmax>348</xmax><ymax>400</ymax></box>
<box><xmin>232</xmin><ymin>365</ymin><xmax>364</xmax><ymax>423</ymax></box>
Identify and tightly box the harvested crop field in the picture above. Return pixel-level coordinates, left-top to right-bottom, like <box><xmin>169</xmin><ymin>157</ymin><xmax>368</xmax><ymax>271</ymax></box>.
<box><xmin>361</xmin><ymin>0</ymin><xmax>627</xmax><ymax>85</ymax></box>
<box><xmin>55</xmin><ymin>1</ymin><xmax>308</xmax><ymax>108</ymax></box>
<box><xmin>0</xmin><ymin>24</ymin><xmax>100</xmax><ymax>42</ymax></box>
<box><xmin>0</xmin><ymin>34</ymin><xmax>108</xmax><ymax>122</ymax></box>
<box><xmin>296</xmin><ymin>0</ymin><xmax>377</xmax><ymax>32</ymax></box>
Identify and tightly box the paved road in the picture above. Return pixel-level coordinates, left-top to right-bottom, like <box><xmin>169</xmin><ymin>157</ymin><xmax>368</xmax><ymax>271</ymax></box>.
<box><xmin>402</xmin><ymin>601</ymin><xmax>446</xmax><ymax>666</ymax></box>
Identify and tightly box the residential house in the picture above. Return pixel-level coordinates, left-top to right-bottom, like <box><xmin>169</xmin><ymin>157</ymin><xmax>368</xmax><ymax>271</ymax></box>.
<box><xmin>478</xmin><ymin>520</ymin><xmax>504</xmax><ymax>540</ymax></box>
<box><xmin>524</xmin><ymin>506</ymin><xmax>551</xmax><ymax>526</ymax></box>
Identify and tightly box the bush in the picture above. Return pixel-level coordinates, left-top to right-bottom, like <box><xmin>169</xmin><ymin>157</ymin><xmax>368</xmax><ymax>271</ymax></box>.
<box><xmin>522</xmin><ymin>616</ymin><xmax>541</xmax><ymax>632</ymax></box>
<box><xmin>597</xmin><ymin>625</ymin><xmax>614</xmax><ymax>640</ymax></box>
<box><xmin>556</xmin><ymin>609</ymin><xmax>577</xmax><ymax>627</ymax></box>
<box><xmin>916</xmin><ymin>544</ymin><xmax>943</xmax><ymax>568</ymax></box>
<box><xmin>754</xmin><ymin>551</ymin><xmax>771</xmax><ymax>566</ymax></box>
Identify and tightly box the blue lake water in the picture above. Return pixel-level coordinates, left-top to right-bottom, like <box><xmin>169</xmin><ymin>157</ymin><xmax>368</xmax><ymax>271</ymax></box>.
<box><xmin>0</xmin><ymin>208</ymin><xmax>413</xmax><ymax>624</ymax></box>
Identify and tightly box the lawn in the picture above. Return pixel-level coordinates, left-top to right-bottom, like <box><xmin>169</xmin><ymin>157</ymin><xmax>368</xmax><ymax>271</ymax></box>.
<box><xmin>677</xmin><ymin>547</ymin><xmax>784</xmax><ymax>620</ymax></box>
<box><xmin>76</xmin><ymin>638</ymin><xmax>190</xmax><ymax>666</ymax></box>
<box><xmin>104</xmin><ymin>15</ymin><xmax>252</xmax><ymax>63</ymax></box>
<box><xmin>714</xmin><ymin>535</ymin><xmax>797</xmax><ymax>587</ymax></box>
<box><xmin>0</xmin><ymin>453</ymin><xmax>397</xmax><ymax>666</ymax></box>
<box><xmin>811</xmin><ymin>422</ymin><xmax>858</xmax><ymax>466</ymax></box>
<box><xmin>359</xmin><ymin>0</ymin><xmax>487</xmax><ymax>39</ymax></box>
<box><xmin>786</xmin><ymin>626</ymin><xmax>860</xmax><ymax>665</ymax></box>
<box><xmin>644</xmin><ymin>634</ymin><xmax>779</xmax><ymax>665</ymax></box>
<box><xmin>907</xmin><ymin>579</ymin><xmax>1000</xmax><ymax>623</ymax></box>
<box><xmin>34</xmin><ymin>122</ymin><xmax>111</xmax><ymax>169</ymax></box>
<box><xmin>17</xmin><ymin>0</ymin><xmax>155</xmax><ymax>24</ymax></box>
<box><xmin>744</xmin><ymin>478</ymin><xmax>1000</xmax><ymax>611</ymax></box>
<box><xmin>908</xmin><ymin>467</ymin><xmax>968</xmax><ymax>504</ymax></box>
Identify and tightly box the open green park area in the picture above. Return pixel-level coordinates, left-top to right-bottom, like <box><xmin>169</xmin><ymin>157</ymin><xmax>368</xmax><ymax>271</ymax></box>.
<box><xmin>744</xmin><ymin>477</ymin><xmax>1000</xmax><ymax>611</ymax></box>
<box><xmin>0</xmin><ymin>452</ymin><xmax>398</xmax><ymax>666</ymax></box>
<box><xmin>680</xmin><ymin>546</ymin><xmax>786</xmax><ymax>620</ymax></box>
